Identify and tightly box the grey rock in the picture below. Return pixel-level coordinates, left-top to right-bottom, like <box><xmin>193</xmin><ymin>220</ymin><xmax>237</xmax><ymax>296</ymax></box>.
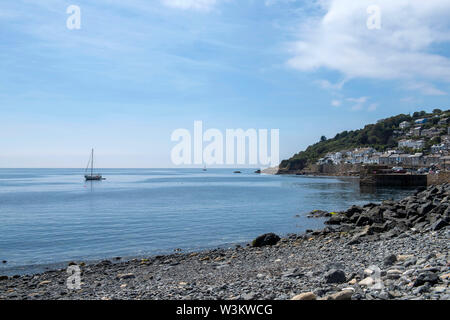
<box><xmin>384</xmin><ymin>254</ymin><xmax>397</xmax><ymax>266</ymax></box>
<box><xmin>251</xmin><ymin>233</ymin><xmax>280</xmax><ymax>247</ymax></box>
<box><xmin>432</xmin><ymin>219</ymin><xmax>448</xmax><ymax>231</ymax></box>
<box><xmin>324</xmin><ymin>269</ymin><xmax>346</xmax><ymax>284</ymax></box>
<box><xmin>413</xmin><ymin>272</ymin><xmax>439</xmax><ymax>287</ymax></box>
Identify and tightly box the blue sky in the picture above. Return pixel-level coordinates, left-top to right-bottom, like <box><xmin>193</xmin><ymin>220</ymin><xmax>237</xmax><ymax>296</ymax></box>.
<box><xmin>1</xmin><ymin>0</ymin><xmax>450</xmax><ymax>167</ymax></box>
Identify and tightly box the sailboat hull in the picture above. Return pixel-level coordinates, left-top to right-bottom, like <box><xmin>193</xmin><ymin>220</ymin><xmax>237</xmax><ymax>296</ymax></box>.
<box><xmin>85</xmin><ymin>175</ymin><xmax>103</xmax><ymax>181</ymax></box>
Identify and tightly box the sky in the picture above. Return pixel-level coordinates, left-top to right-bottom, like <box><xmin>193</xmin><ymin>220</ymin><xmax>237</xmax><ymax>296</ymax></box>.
<box><xmin>1</xmin><ymin>0</ymin><xmax>450</xmax><ymax>168</ymax></box>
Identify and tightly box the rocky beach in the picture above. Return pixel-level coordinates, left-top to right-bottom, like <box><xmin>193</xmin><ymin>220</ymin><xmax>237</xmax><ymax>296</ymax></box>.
<box><xmin>1</xmin><ymin>184</ymin><xmax>449</xmax><ymax>300</ymax></box>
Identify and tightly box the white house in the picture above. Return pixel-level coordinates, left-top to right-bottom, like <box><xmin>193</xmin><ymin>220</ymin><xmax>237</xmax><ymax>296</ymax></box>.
<box><xmin>399</xmin><ymin>121</ymin><xmax>411</xmax><ymax>129</ymax></box>
<box><xmin>431</xmin><ymin>143</ymin><xmax>448</xmax><ymax>154</ymax></box>
<box><xmin>398</xmin><ymin>139</ymin><xmax>425</xmax><ymax>150</ymax></box>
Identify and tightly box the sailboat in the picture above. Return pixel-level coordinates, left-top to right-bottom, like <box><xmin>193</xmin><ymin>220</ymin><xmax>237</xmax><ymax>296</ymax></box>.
<box><xmin>84</xmin><ymin>148</ymin><xmax>104</xmax><ymax>181</ymax></box>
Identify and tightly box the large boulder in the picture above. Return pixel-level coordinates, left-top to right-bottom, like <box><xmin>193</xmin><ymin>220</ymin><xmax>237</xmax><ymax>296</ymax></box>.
<box><xmin>355</xmin><ymin>214</ymin><xmax>373</xmax><ymax>226</ymax></box>
<box><xmin>413</xmin><ymin>272</ymin><xmax>439</xmax><ymax>287</ymax></box>
<box><xmin>344</xmin><ymin>205</ymin><xmax>363</xmax><ymax>218</ymax></box>
<box><xmin>325</xmin><ymin>214</ymin><xmax>343</xmax><ymax>225</ymax></box>
<box><xmin>251</xmin><ymin>233</ymin><xmax>280</xmax><ymax>247</ymax></box>
<box><xmin>417</xmin><ymin>203</ymin><xmax>434</xmax><ymax>215</ymax></box>
<box><xmin>324</xmin><ymin>269</ymin><xmax>346</xmax><ymax>284</ymax></box>
<box><xmin>431</xmin><ymin>219</ymin><xmax>448</xmax><ymax>231</ymax></box>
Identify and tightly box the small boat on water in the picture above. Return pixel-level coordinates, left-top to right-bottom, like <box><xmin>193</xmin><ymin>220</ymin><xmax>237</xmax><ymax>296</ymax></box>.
<box><xmin>84</xmin><ymin>148</ymin><xmax>104</xmax><ymax>181</ymax></box>
<box><xmin>203</xmin><ymin>165</ymin><xmax>207</xmax><ymax>171</ymax></box>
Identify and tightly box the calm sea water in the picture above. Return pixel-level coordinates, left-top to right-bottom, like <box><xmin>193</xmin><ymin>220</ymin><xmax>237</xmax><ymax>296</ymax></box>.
<box><xmin>0</xmin><ymin>168</ymin><xmax>415</xmax><ymax>275</ymax></box>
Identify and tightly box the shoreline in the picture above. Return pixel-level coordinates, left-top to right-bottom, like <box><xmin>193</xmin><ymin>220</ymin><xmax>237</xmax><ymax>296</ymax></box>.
<box><xmin>1</xmin><ymin>184</ymin><xmax>448</xmax><ymax>300</ymax></box>
<box><xmin>0</xmin><ymin>240</ymin><xmax>254</xmax><ymax>278</ymax></box>
<box><xmin>0</xmin><ymin>174</ymin><xmax>392</xmax><ymax>278</ymax></box>
<box><xmin>0</xmin><ymin>175</ymin><xmax>399</xmax><ymax>278</ymax></box>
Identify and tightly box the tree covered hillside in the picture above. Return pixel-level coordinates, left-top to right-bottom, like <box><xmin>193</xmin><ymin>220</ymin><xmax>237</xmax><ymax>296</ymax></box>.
<box><xmin>278</xmin><ymin>109</ymin><xmax>450</xmax><ymax>172</ymax></box>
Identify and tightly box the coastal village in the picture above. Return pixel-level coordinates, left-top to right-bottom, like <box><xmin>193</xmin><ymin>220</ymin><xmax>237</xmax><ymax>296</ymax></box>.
<box><xmin>317</xmin><ymin>114</ymin><xmax>450</xmax><ymax>172</ymax></box>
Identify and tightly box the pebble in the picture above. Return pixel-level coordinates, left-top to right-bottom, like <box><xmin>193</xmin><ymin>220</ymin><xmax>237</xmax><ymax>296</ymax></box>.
<box><xmin>291</xmin><ymin>292</ymin><xmax>317</xmax><ymax>300</ymax></box>
<box><xmin>359</xmin><ymin>277</ymin><xmax>375</xmax><ymax>286</ymax></box>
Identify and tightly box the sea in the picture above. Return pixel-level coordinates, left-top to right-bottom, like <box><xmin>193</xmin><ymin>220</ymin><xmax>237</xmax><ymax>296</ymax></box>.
<box><xmin>0</xmin><ymin>168</ymin><xmax>416</xmax><ymax>275</ymax></box>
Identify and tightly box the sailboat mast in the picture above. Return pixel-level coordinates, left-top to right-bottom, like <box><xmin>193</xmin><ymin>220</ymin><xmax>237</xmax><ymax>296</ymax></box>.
<box><xmin>91</xmin><ymin>148</ymin><xmax>94</xmax><ymax>176</ymax></box>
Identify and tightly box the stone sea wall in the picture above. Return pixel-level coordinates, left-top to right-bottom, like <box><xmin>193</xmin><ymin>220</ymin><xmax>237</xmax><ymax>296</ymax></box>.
<box><xmin>428</xmin><ymin>172</ymin><xmax>450</xmax><ymax>186</ymax></box>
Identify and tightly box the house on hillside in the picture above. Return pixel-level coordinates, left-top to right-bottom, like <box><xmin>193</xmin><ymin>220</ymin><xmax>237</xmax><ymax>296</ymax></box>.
<box><xmin>398</xmin><ymin>139</ymin><xmax>425</xmax><ymax>150</ymax></box>
<box><xmin>379</xmin><ymin>153</ymin><xmax>391</xmax><ymax>165</ymax></box>
<box><xmin>399</xmin><ymin>121</ymin><xmax>411</xmax><ymax>129</ymax></box>
<box><xmin>415</xmin><ymin>118</ymin><xmax>428</xmax><ymax>124</ymax></box>
<box><xmin>431</xmin><ymin>143</ymin><xmax>448</xmax><ymax>154</ymax></box>
<box><xmin>410</xmin><ymin>153</ymin><xmax>424</xmax><ymax>166</ymax></box>
<box><xmin>388</xmin><ymin>154</ymin><xmax>400</xmax><ymax>165</ymax></box>
<box><xmin>424</xmin><ymin>155</ymin><xmax>441</xmax><ymax>166</ymax></box>
<box><xmin>317</xmin><ymin>157</ymin><xmax>333</xmax><ymax>165</ymax></box>
<box><xmin>438</xmin><ymin>118</ymin><xmax>448</xmax><ymax>125</ymax></box>
<box><xmin>421</xmin><ymin>128</ymin><xmax>441</xmax><ymax>138</ymax></box>
<box><xmin>397</xmin><ymin>154</ymin><xmax>412</xmax><ymax>165</ymax></box>
<box><xmin>412</xmin><ymin>127</ymin><xmax>422</xmax><ymax>136</ymax></box>
<box><xmin>367</xmin><ymin>156</ymin><xmax>380</xmax><ymax>164</ymax></box>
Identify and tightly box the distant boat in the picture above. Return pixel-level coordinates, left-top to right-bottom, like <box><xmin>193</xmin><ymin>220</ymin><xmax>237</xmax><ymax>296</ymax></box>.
<box><xmin>203</xmin><ymin>165</ymin><xmax>207</xmax><ymax>171</ymax></box>
<box><xmin>84</xmin><ymin>148</ymin><xmax>104</xmax><ymax>181</ymax></box>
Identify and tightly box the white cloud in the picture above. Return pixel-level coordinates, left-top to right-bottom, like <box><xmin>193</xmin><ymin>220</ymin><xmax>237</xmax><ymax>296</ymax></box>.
<box><xmin>265</xmin><ymin>0</ymin><xmax>297</xmax><ymax>6</ymax></box>
<box><xmin>404</xmin><ymin>82</ymin><xmax>447</xmax><ymax>96</ymax></box>
<box><xmin>161</xmin><ymin>0</ymin><xmax>217</xmax><ymax>11</ymax></box>
<box><xmin>347</xmin><ymin>96</ymin><xmax>368</xmax><ymax>111</ymax></box>
<box><xmin>287</xmin><ymin>0</ymin><xmax>450</xmax><ymax>95</ymax></box>
<box><xmin>331</xmin><ymin>99</ymin><xmax>341</xmax><ymax>107</ymax></box>
<box><xmin>347</xmin><ymin>97</ymin><xmax>367</xmax><ymax>103</ymax></box>
<box><xmin>368</xmin><ymin>103</ymin><xmax>377</xmax><ymax>112</ymax></box>
<box><xmin>315</xmin><ymin>79</ymin><xmax>346</xmax><ymax>90</ymax></box>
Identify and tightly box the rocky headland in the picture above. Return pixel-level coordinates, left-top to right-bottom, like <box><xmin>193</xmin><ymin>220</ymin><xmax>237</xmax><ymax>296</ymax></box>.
<box><xmin>0</xmin><ymin>184</ymin><xmax>449</xmax><ymax>300</ymax></box>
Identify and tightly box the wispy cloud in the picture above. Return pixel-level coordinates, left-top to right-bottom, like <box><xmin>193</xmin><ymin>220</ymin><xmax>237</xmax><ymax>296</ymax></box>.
<box><xmin>161</xmin><ymin>0</ymin><xmax>218</xmax><ymax>11</ymax></box>
<box><xmin>315</xmin><ymin>79</ymin><xmax>346</xmax><ymax>91</ymax></box>
<box><xmin>265</xmin><ymin>0</ymin><xmax>297</xmax><ymax>6</ymax></box>
<box><xmin>404</xmin><ymin>82</ymin><xmax>447</xmax><ymax>96</ymax></box>
<box><xmin>287</xmin><ymin>0</ymin><xmax>450</xmax><ymax>95</ymax></box>
<box><xmin>368</xmin><ymin>103</ymin><xmax>377</xmax><ymax>112</ymax></box>
<box><xmin>331</xmin><ymin>99</ymin><xmax>341</xmax><ymax>107</ymax></box>
<box><xmin>347</xmin><ymin>96</ymin><xmax>368</xmax><ymax>111</ymax></box>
